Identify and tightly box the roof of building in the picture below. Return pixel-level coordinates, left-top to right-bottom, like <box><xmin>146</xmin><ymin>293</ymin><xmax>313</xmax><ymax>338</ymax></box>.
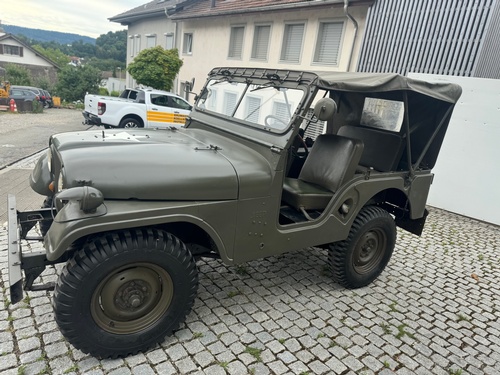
<box><xmin>109</xmin><ymin>0</ymin><xmax>374</xmax><ymax>24</ymax></box>
<box><xmin>109</xmin><ymin>0</ymin><xmax>182</xmax><ymax>24</ymax></box>
<box><xmin>0</xmin><ymin>34</ymin><xmax>60</xmax><ymax>69</ymax></box>
<box><xmin>168</xmin><ymin>0</ymin><xmax>374</xmax><ymax>20</ymax></box>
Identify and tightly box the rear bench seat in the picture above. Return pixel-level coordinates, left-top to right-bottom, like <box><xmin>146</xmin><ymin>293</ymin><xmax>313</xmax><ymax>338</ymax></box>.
<box><xmin>337</xmin><ymin>125</ymin><xmax>404</xmax><ymax>172</ymax></box>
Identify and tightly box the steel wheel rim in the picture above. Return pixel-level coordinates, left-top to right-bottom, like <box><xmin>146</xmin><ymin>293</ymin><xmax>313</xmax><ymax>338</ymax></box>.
<box><xmin>353</xmin><ymin>229</ymin><xmax>386</xmax><ymax>274</ymax></box>
<box><xmin>91</xmin><ymin>263</ymin><xmax>173</xmax><ymax>334</ymax></box>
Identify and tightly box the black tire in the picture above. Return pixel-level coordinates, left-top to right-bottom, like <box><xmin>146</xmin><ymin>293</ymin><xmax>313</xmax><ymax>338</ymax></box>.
<box><xmin>329</xmin><ymin>206</ymin><xmax>396</xmax><ymax>289</ymax></box>
<box><xmin>119</xmin><ymin>117</ymin><xmax>142</xmax><ymax>128</ymax></box>
<box><xmin>39</xmin><ymin>197</ymin><xmax>53</xmax><ymax>236</ymax></box>
<box><xmin>53</xmin><ymin>228</ymin><xmax>198</xmax><ymax>358</ymax></box>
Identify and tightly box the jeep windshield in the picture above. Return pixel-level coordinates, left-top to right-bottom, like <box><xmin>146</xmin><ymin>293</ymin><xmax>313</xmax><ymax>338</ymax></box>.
<box><xmin>196</xmin><ymin>78</ymin><xmax>305</xmax><ymax>133</ymax></box>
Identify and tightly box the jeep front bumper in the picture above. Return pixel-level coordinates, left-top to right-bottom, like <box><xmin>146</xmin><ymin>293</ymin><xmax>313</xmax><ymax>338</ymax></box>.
<box><xmin>7</xmin><ymin>195</ymin><xmax>58</xmax><ymax>304</ymax></box>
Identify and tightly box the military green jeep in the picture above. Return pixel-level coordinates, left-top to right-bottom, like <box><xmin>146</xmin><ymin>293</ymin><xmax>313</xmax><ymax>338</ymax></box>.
<box><xmin>8</xmin><ymin>67</ymin><xmax>461</xmax><ymax>358</ymax></box>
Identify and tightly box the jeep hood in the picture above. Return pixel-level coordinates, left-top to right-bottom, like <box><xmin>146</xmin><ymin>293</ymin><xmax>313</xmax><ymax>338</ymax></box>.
<box><xmin>50</xmin><ymin>128</ymin><xmax>270</xmax><ymax>201</ymax></box>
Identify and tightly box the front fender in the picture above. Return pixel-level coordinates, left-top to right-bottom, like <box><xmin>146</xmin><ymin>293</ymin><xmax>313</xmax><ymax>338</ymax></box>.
<box><xmin>30</xmin><ymin>151</ymin><xmax>53</xmax><ymax>197</ymax></box>
<box><xmin>44</xmin><ymin>199</ymin><xmax>237</xmax><ymax>264</ymax></box>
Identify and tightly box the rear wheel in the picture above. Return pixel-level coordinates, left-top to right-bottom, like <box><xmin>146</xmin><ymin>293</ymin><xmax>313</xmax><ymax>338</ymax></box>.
<box><xmin>53</xmin><ymin>228</ymin><xmax>198</xmax><ymax>358</ymax></box>
<box><xmin>329</xmin><ymin>206</ymin><xmax>396</xmax><ymax>288</ymax></box>
<box><xmin>119</xmin><ymin>117</ymin><xmax>142</xmax><ymax>128</ymax></box>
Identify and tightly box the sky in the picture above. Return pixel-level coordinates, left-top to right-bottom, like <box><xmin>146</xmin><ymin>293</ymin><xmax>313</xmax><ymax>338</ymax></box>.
<box><xmin>2</xmin><ymin>1</ymin><xmax>149</xmax><ymax>39</ymax></box>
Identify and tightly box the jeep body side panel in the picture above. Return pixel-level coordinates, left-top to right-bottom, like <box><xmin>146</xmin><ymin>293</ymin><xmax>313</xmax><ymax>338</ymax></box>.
<box><xmin>231</xmin><ymin>173</ymin><xmax>422</xmax><ymax>263</ymax></box>
<box><xmin>45</xmin><ymin>200</ymin><xmax>238</xmax><ymax>263</ymax></box>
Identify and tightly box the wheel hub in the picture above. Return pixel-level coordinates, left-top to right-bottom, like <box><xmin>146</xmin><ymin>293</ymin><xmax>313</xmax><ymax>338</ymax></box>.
<box><xmin>115</xmin><ymin>280</ymin><xmax>150</xmax><ymax>310</ymax></box>
<box><xmin>91</xmin><ymin>263</ymin><xmax>174</xmax><ymax>334</ymax></box>
<box><xmin>353</xmin><ymin>229</ymin><xmax>386</xmax><ymax>274</ymax></box>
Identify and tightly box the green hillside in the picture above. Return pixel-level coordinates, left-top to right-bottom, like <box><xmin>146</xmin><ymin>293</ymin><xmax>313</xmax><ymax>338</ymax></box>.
<box><xmin>2</xmin><ymin>24</ymin><xmax>95</xmax><ymax>45</ymax></box>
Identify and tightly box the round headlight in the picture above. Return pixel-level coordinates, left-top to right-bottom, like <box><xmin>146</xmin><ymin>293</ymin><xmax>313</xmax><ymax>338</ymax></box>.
<box><xmin>47</xmin><ymin>149</ymin><xmax>52</xmax><ymax>173</ymax></box>
<box><xmin>57</xmin><ymin>170</ymin><xmax>64</xmax><ymax>192</ymax></box>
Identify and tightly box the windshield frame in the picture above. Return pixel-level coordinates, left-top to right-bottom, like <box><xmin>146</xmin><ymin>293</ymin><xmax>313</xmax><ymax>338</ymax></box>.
<box><xmin>191</xmin><ymin>68</ymin><xmax>319</xmax><ymax>149</ymax></box>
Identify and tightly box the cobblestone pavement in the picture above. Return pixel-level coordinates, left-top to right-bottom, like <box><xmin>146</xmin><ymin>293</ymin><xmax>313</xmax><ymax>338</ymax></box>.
<box><xmin>1</xmin><ymin>206</ymin><xmax>499</xmax><ymax>375</ymax></box>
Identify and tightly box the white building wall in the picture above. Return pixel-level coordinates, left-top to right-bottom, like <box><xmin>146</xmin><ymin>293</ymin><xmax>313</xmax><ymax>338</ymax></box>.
<box><xmin>126</xmin><ymin>16</ymin><xmax>177</xmax><ymax>88</ymax></box>
<box><xmin>177</xmin><ymin>6</ymin><xmax>369</xmax><ymax>98</ymax></box>
<box><xmin>0</xmin><ymin>37</ymin><xmax>53</xmax><ymax>66</ymax></box>
<box><xmin>409</xmin><ymin>73</ymin><xmax>500</xmax><ymax>225</ymax></box>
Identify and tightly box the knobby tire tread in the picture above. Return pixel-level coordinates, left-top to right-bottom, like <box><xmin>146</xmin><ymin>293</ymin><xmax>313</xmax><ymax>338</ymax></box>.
<box><xmin>53</xmin><ymin>228</ymin><xmax>198</xmax><ymax>358</ymax></box>
<box><xmin>328</xmin><ymin>206</ymin><xmax>395</xmax><ymax>289</ymax></box>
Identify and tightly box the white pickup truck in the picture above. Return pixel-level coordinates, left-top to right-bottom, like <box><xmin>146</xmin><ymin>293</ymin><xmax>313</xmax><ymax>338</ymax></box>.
<box><xmin>82</xmin><ymin>88</ymin><xmax>192</xmax><ymax>128</ymax></box>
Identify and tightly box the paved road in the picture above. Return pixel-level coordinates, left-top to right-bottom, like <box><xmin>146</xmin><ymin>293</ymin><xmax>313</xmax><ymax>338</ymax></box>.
<box><xmin>0</xmin><ymin>111</ymin><xmax>499</xmax><ymax>375</ymax></box>
<box><xmin>0</xmin><ymin>108</ymin><xmax>86</xmax><ymax>169</ymax></box>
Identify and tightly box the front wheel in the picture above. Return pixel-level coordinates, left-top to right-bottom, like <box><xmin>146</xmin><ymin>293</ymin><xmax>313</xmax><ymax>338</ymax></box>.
<box><xmin>329</xmin><ymin>206</ymin><xmax>396</xmax><ymax>288</ymax></box>
<box><xmin>53</xmin><ymin>229</ymin><xmax>198</xmax><ymax>358</ymax></box>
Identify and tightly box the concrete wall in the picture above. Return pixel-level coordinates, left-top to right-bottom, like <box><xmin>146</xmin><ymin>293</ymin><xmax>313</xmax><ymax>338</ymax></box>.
<box><xmin>409</xmin><ymin>73</ymin><xmax>500</xmax><ymax>225</ymax></box>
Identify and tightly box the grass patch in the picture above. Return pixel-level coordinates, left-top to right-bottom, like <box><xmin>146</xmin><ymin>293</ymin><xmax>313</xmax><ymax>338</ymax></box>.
<box><xmin>192</xmin><ymin>332</ymin><xmax>203</xmax><ymax>339</ymax></box>
<box><xmin>395</xmin><ymin>324</ymin><xmax>415</xmax><ymax>339</ymax></box>
<box><xmin>218</xmin><ymin>361</ymin><xmax>229</xmax><ymax>369</ymax></box>
<box><xmin>379</xmin><ymin>323</ymin><xmax>391</xmax><ymax>334</ymax></box>
<box><xmin>245</xmin><ymin>346</ymin><xmax>262</xmax><ymax>362</ymax></box>
<box><xmin>235</xmin><ymin>265</ymin><xmax>249</xmax><ymax>276</ymax></box>
<box><xmin>63</xmin><ymin>365</ymin><xmax>78</xmax><ymax>374</ymax></box>
<box><xmin>388</xmin><ymin>301</ymin><xmax>399</xmax><ymax>312</ymax></box>
<box><xmin>457</xmin><ymin>314</ymin><xmax>470</xmax><ymax>322</ymax></box>
<box><xmin>227</xmin><ymin>290</ymin><xmax>241</xmax><ymax>298</ymax></box>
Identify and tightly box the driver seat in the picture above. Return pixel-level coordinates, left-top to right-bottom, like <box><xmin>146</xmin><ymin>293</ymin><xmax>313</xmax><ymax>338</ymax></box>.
<box><xmin>282</xmin><ymin>134</ymin><xmax>364</xmax><ymax>214</ymax></box>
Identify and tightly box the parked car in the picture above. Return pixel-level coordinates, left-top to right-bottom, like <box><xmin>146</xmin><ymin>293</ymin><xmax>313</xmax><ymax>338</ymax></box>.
<box><xmin>8</xmin><ymin>67</ymin><xmax>461</xmax><ymax>358</ymax></box>
<box><xmin>42</xmin><ymin>90</ymin><xmax>53</xmax><ymax>108</ymax></box>
<box><xmin>9</xmin><ymin>88</ymin><xmax>40</xmax><ymax>102</ymax></box>
<box><xmin>82</xmin><ymin>88</ymin><xmax>192</xmax><ymax>128</ymax></box>
<box><xmin>11</xmin><ymin>85</ymin><xmax>49</xmax><ymax>108</ymax></box>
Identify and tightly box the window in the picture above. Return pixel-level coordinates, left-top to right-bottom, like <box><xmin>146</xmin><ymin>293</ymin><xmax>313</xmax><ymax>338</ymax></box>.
<box><xmin>146</xmin><ymin>34</ymin><xmax>156</xmax><ymax>49</ymax></box>
<box><xmin>165</xmin><ymin>33</ymin><xmax>174</xmax><ymax>50</ymax></box>
<box><xmin>169</xmin><ymin>96</ymin><xmax>192</xmax><ymax>110</ymax></box>
<box><xmin>0</xmin><ymin>44</ymin><xmax>23</xmax><ymax>56</ymax></box>
<box><xmin>251</xmin><ymin>25</ymin><xmax>271</xmax><ymax>60</ymax></box>
<box><xmin>129</xmin><ymin>36</ymin><xmax>134</xmax><ymax>57</ymax></box>
<box><xmin>183</xmin><ymin>33</ymin><xmax>193</xmax><ymax>55</ymax></box>
<box><xmin>280</xmin><ymin>23</ymin><xmax>305</xmax><ymax>63</ymax></box>
<box><xmin>223</xmin><ymin>92</ymin><xmax>238</xmax><ymax>116</ymax></box>
<box><xmin>245</xmin><ymin>96</ymin><xmax>261</xmax><ymax>123</ymax></box>
<box><xmin>228</xmin><ymin>26</ymin><xmax>245</xmax><ymax>59</ymax></box>
<box><xmin>134</xmin><ymin>35</ymin><xmax>141</xmax><ymax>56</ymax></box>
<box><xmin>314</xmin><ymin>21</ymin><xmax>343</xmax><ymax>65</ymax></box>
<box><xmin>270</xmin><ymin>101</ymin><xmax>292</xmax><ymax>129</ymax></box>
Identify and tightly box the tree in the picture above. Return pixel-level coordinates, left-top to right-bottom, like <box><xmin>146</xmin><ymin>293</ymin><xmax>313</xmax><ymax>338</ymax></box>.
<box><xmin>55</xmin><ymin>65</ymin><xmax>101</xmax><ymax>102</ymax></box>
<box><xmin>96</xmin><ymin>30</ymin><xmax>127</xmax><ymax>62</ymax></box>
<box><xmin>32</xmin><ymin>45</ymin><xmax>70</xmax><ymax>67</ymax></box>
<box><xmin>127</xmin><ymin>47</ymin><xmax>183</xmax><ymax>91</ymax></box>
<box><xmin>5</xmin><ymin>64</ymin><xmax>32</xmax><ymax>85</ymax></box>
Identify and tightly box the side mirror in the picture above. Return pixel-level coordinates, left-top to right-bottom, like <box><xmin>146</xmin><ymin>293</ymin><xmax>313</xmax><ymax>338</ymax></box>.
<box><xmin>313</xmin><ymin>98</ymin><xmax>337</xmax><ymax>121</ymax></box>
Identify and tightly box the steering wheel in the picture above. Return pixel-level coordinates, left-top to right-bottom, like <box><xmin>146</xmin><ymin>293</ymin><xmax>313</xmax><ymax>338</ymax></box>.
<box><xmin>264</xmin><ymin>115</ymin><xmax>288</xmax><ymax>129</ymax></box>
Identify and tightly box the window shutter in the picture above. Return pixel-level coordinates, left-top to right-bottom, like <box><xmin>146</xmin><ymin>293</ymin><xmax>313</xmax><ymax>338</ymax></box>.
<box><xmin>0</xmin><ymin>44</ymin><xmax>3</xmax><ymax>54</ymax></box>
<box><xmin>245</xmin><ymin>97</ymin><xmax>261</xmax><ymax>123</ymax></box>
<box><xmin>228</xmin><ymin>26</ymin><xmax>244</xmax><ymax>59</ymax></box>
<box><xmin>165</xmin><ymin>34</ymin><xmax>174</xmax><ymax>50</ymax></box>
<box><xmin>270</xmin><ymin>101</ymin><xmax>291</xmax><ymax>128</ymax></box>
<box><xmin>223</xmin><ymin>92</ymin><xmax>237</xmax><ymax>116</ymax></box>
<box><xmin>252</xmin><ymin>25</ymin><xmax>271</xmax><ymax>60</ymax></box>
<box><xmin>280</xmin><ymin>24</ymin><xmax>305</xmax><ymax>62</ymax></box>
<box><xmin>20</xmin><ymin>47</ymin><xmax>23</xmax><ymax>57</ymax></box>
<box><xmin>314</xmin><ymin>22</ymin><xmax>343</xmax><ymax>64</ymax></box>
